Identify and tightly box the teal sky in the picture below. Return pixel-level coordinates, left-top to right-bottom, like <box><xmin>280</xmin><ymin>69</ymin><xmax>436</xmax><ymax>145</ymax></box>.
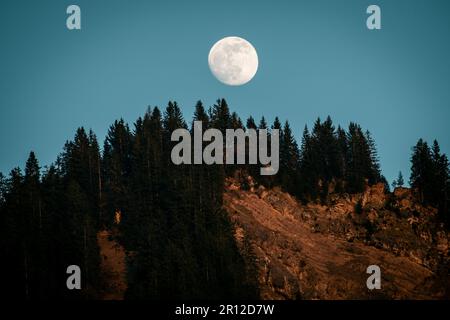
<box><xmin>1</xmin><ymin>0</ymin><xmax>449</xmax><ymax>185</ymax></box>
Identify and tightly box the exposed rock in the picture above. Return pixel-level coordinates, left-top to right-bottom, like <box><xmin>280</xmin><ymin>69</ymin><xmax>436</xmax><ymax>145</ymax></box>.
<box><xmin>97</xmin><ymin>229</ymin><xmax>127</xmax><ymax>300</ymax></box>
<box><xmin>224</xmin><ymin>178</ymin><xmax>450</xmax><ymax>300</ymax></box>
<box><xmin>361</xmin><ymin>182</ymin><xmax>386</xmax><ymax>209</ymax></box>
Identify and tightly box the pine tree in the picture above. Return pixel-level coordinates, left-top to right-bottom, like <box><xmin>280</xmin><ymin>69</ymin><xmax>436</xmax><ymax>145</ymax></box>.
<box><xmin>272</xmin><ymin>117</ymin><xmax>282</xmax><ymax>131</ymax></box>
<box><xmin>271</xmin><ymin>117</ymin><xmax>283</xmax><ymax>186</ymax></box>
<box><xmin>258</xmin><ymin>116</ymin><xmax>268</xmax><ymax>130</ymax></box>
<box><xmin>410</xmin><ymin>139</ymin><xmax>433</xmax><ymax>203</ymax></box>
<box><xmin>410</xmin><ymin>138</ymin><xmax>450</xmax><ymax>227</ymax></box>
<box><xmin>397</xmin><ymin>171</ymin><xmax>404</xmax><ymax>187</ymax></box>
<box><xmin>280</xmin><ymin>121</ymin><xmax>300</xmax><ymax>196</ymax></box>
<box><xmin>365</xmin><ymin>130</ymin><xmax>381</xmax><ymax>184</ymax></box>
<box><xmin>299</xmin><ymin>125</ymin><xmax>318</xmax><ymax>200</ymax></box>
<box><xmin>346</xmin><ymin>122</ymin><xmax>376</xmax><ymax>193</ymax></box>
<box><xmin>335</xmin><ymin>126</ymin><xmax>348</xmax><ymax>192</ymax></box>
<box><xmin>193</xmin><ymin>101</ymin><xmax>209</xmax><ymax>126</ymax></box>
<box><xmin>88</xmin><ymin>130</ymin><xmax>102</xmax><ymax>224</ymax></box>
<box><xmin>310</xmin><ymin>116</ymin><xmax>340</xmax><ymax>197</ymax></box>
<box><xmin>431</xmin><ymin>140</ymin><xmax>447</xmax><ymax>202</ymax></box>
<box><xmin>246</xmin><ymin>116</ymin><xmax>257</xmax><ymax>130</ymax></box>
<box><xmin>25</xmin><ymin>152</ymin><xmax>40</xmax><ymax>183</ymax></box>
<box><xmin>430</xmin><ymin>140</ymin><xmax>450</xmax><ymax>226</ymax></box>
<box><xmin>210</xmin><ymin>99</ymin><xmax>231</xmax><ymax>133</ymax></box>
<box><xmin>230</xmin><ymin>112</ymin><xmax>243</xmax><ymax>129</ymax></box>
<box><xmin>103</xmin><ymin>119</ymin><xmax>133</xmax><ymax>226</ymax></box>
<box><xmin>23</xmin><ymin>152</ymin><xmax>42</xmax><ymax>298</ymax></box>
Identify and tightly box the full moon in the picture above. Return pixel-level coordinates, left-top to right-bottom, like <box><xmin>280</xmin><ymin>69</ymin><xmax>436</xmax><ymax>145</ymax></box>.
<box><xmin>208</xmin><ymin>36</ymin><xmax>259</xmax><ymax>86</ymax></box>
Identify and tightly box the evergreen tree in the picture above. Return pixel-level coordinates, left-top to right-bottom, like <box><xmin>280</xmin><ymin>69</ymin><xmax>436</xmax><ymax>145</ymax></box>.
<box><xmin>258</xmin><ymin>116</ymin><xmax>268</xmax><ymax>130</ymax></box>
<box><xmin>23</xmin><ymin>152</ymin><xmax>42</xmax><ymax>298</ymax></box>
<box><xmin>346</xmin><ymin>122</ymin><xmax>377</xmax><ymax>193</ymax></box>
<box><xmin>246</xmin><ymin>116</ymin><xmax>257</xmax><ymax>130</ymax></box>
<box><xmin>193</xmin><ymin>101</ymin><xmax>209</xmax><ymax>125</ymax></box>
<box><xmin>271</xmin><ymin>117</ymin><xmax>283</xmax><ymax>186</ymax></box>
<box><xmin>230</xmin><ymin>112</ymin><xmax>243</xmax><ymax>129</ymax></box>
<box><xmin>335</xmin><ymin>126</ymin><xmax>348</xmax><ymax>192</ymax></box>
<box><xmin>310</xmin><ymin>117</ymin><xmax>340</xmax><ymax>198</ymax></box>
<box><xmin>430</xmin><ymin>140</ymin><xmax>449</xmax><ymax>226</ymax></box>
<box><xmin>280</xmin><ymin>121</ymin><xmax>301</xmax><ymax>196</ymax></box>
<box><xmin>210</xmin><ymin>99</ymin><xmax>231</xmax><ymax>133</ymax></box>
<box><xmin>272</xmin><ymin>117</ymin><xmax>282</xmax><ymax>132</ymax></box>
<box><xmin>431</xmin><ymin>140</ymin><xmax>448</xmax><ymax>203</ymax></box>
<box><xmin>410</xmin><ymin>139</ymin><xmax>433</xmax><ymax>203</ymax></box>
<box><xmin>410</xmin><ymin>138</ymin><xmax>449</xmax><ymax>227</ymax></box>
<box><xmin>395</xmin><ymin>171</ymin><xmax>404</xmax><ymax>187</ymax></box>
<box><xmin>103</xmin><ymin>119</ymin><xmax>133</xmax><ymax>226</ymax></box>
<box><xmin>298</xmin><ymin>125</ymin><xmax>318</xmax><ymax>200</ymax></box>
<box><xmin>365</xmin><ymin>130</ymin><xmax>381</xmax><ymax>184</ymax></box>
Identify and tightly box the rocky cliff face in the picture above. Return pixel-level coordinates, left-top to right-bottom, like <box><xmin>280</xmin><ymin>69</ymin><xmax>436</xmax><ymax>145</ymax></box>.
<box><xmin>224</xmin><ymin>178</ymin><xmax>449</xmax><ymax>300</ymax></box>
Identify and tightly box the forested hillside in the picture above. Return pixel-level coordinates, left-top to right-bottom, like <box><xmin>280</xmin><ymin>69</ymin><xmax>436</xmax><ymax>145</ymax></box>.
<box><xmin>0</xmin><ymin>99</ymin><xmax>448</xmax><ymax>299</ymax></box>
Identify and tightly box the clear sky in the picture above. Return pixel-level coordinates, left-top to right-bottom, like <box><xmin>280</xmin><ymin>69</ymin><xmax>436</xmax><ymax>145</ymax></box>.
<box><xmin>1</xmin><ymin>0</ymin><xmax>449</xmax><ymax>185</ymax></box>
